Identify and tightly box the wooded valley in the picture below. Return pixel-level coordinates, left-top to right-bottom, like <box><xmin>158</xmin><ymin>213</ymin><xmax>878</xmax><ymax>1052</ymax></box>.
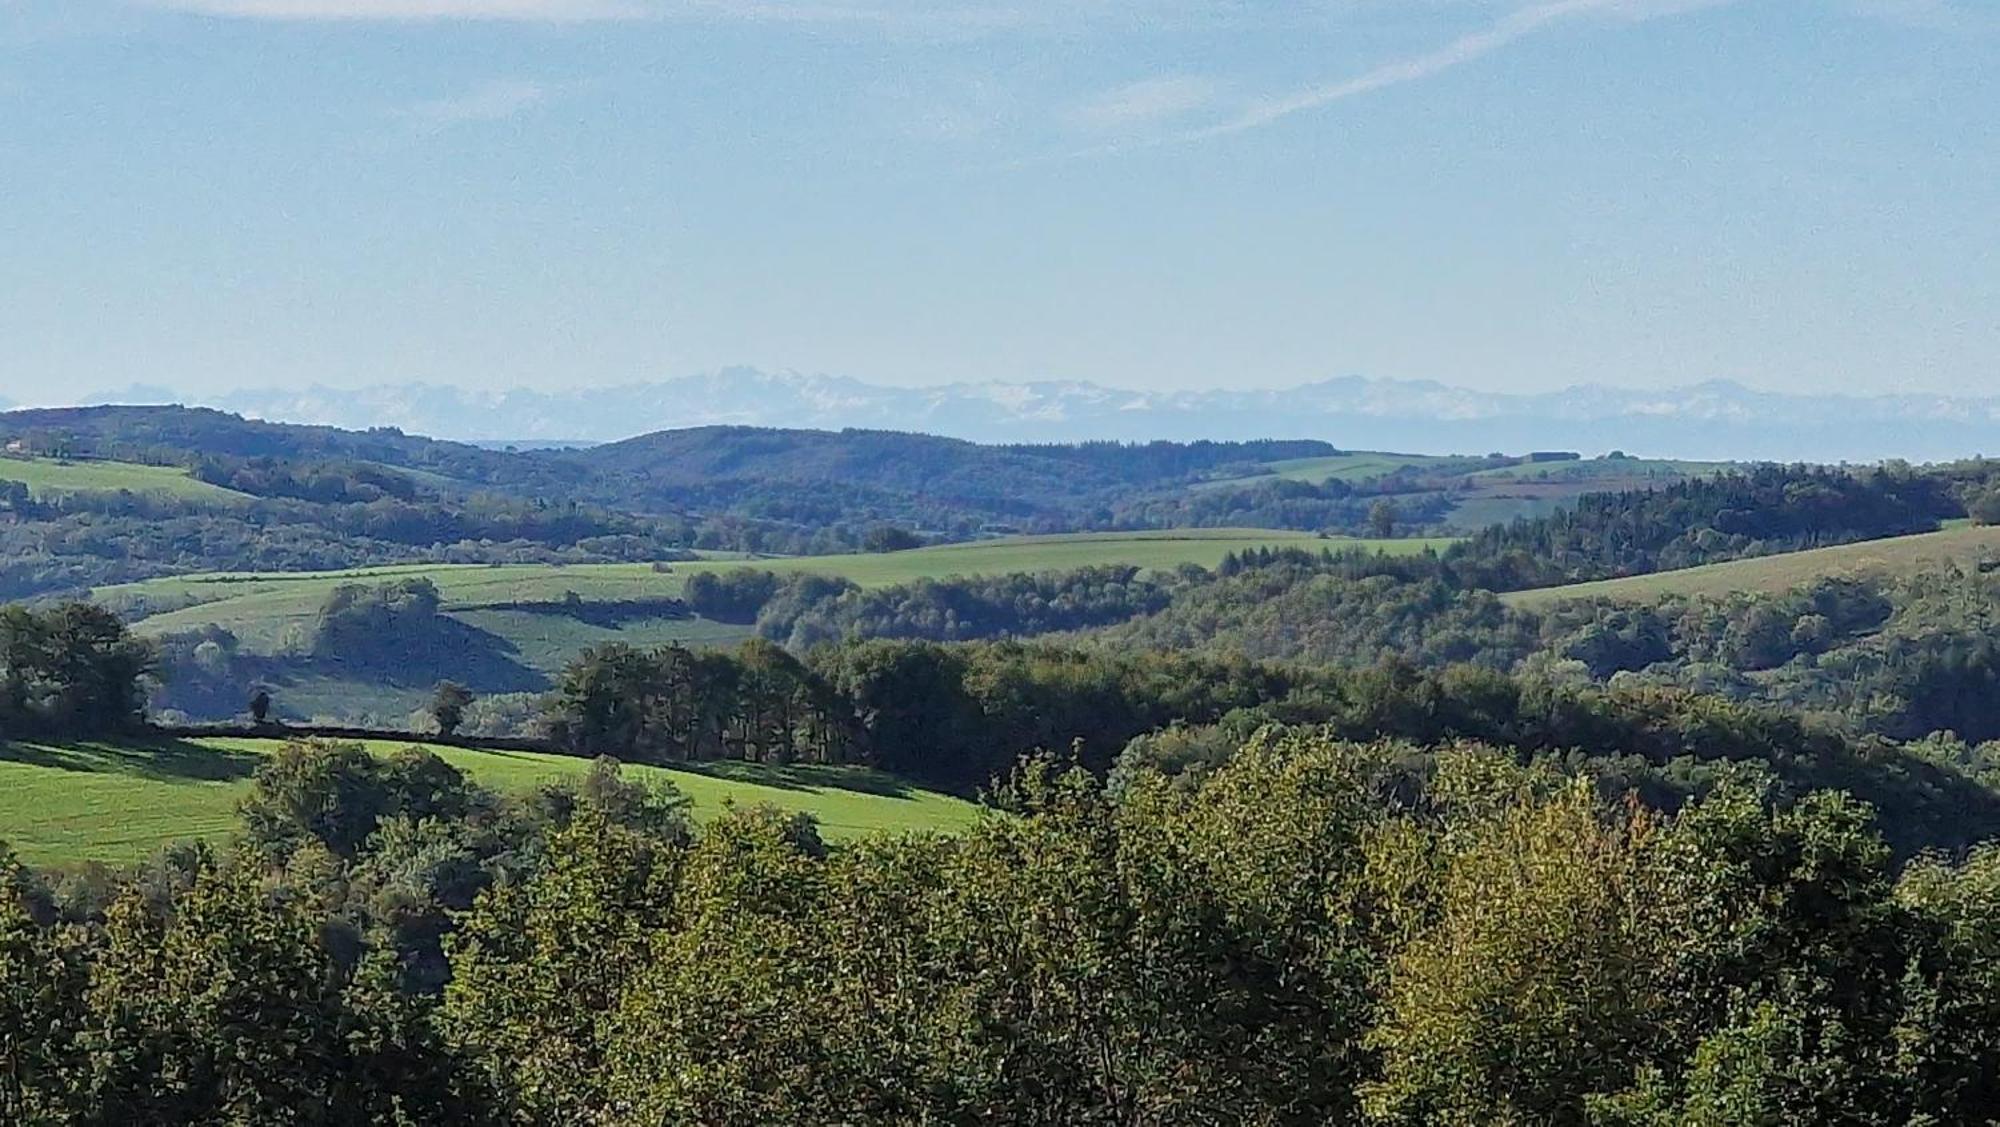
<box><xmin>10</xmin><ymin>407</ymin><xmax>2000</xmax><ymax>1122</ymax></box>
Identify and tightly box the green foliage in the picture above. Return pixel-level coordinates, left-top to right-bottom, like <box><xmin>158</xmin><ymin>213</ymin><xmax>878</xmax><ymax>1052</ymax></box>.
<box><xmin>1363</xmin><ymin>776</ymin><xmax>1660</xmax><ymax>1124</ymax></box>
<box><xmin>441</xmin><ymin>814</ymin><xmax>684</xmax><ymax>1122</ymax></box>
<box><xmin>309</xmin><ymin>577</ymin><xmax>444</xmax><ymax>660</ymax></box>
<box><xmin>1107</xmin><ymin>570</ymin><xmax>1535</xmax><ymax>669</ymax></box>
<box><xmin>683</xmin><ymin>567</ymin><xmax>786</xmax><ymax>622</ymax></box>
<box><xmin>0</xmin><ymin>847</ymin><xmax>90</xmax><ymax>1124</ymax></box>
<box><xmin>549</xmin><ymin>640</ymin><xmax>853</xmax><ymax>766</ymax></box>
<box><xmin>81</xmin><ymin>858</ymin><xmax>387</xmax><ymax>1121</ymax></box>
<box><xmin>0</xmin><ymin>603</ymin><xmax>154</xmax><ymax>740</ymax></box>
<box><xmin>8</xmin><ymin>727</ymin><xmax>2000</xmax><ymax>1120</ymax></box>
<box><xmin>753</xmin><ymin>564</ymin><xmax>1175</xmax><ymax>649</ymax></box>
<box><xmin>1449</xmin><ymin>464</ymin><xmax>1959</xmax><ymax>591</ymax></box>
<box><xmin>862</xmin><ymin>524</ymin><xmax>924</xmax><ymax>553</ymax></box>
<box><xmin>1968</xmin><ymin>485</ymin><xmax>2000</xmax><ymax>527</ymax></box>
<box><xmin>237</xmin><ymin>740</ymin><xmax>487</xmax><ymax>862</ymax></box>
<box><xmin>428</xmin><ymin>681</ymin><xmax>473</xmax><ymax>737</ymax></box>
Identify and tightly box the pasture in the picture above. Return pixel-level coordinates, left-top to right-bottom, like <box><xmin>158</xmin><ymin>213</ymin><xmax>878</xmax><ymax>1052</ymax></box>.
<box><xmin>1194</xmin><ymin>452</ymin><xmax>1452</xmax><ymax>491</ymax></box>
<box><xmin>1186</xmin><ymin>450</ymin><xmax>1740</xmax><ymax>531</ymax></box>
<box><xmin>1463</xmin><ymin>456</ymin><xmax>1735</xmax><ymax>484</ymax></box>
<box><xmin>0</xmin><ymin>736</ymin><xmax>984</xmax><ymax>866</ymax></box>
<box><xmin>1502</xmin><ymin>524</ymin><xmax>2000</xmax><ymax>609</ymax></box>
<box><xmin>0</xmin><ymin>455</ymin><xmax>251</xmax><ymax>504</ymax></box>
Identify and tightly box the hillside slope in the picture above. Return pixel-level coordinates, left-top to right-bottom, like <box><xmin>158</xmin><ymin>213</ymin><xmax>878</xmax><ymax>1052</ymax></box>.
<box><xmin>0</xmin><ymin>455</ymin><xmax>252</xmax><ymax>504</ymax></box>
<box><xmin>1503</xmin><ymin>524</ymin><xmax>2000</xmax><ymax>608</ymax></box>
<box><xmin>0</xmin><ymin>736</ymin><xmax>983</xmax><ymax>865</ymax></box>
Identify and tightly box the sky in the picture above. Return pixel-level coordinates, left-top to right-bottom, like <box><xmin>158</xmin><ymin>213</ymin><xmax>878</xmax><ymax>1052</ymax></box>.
<box><xmin>0</xmin><ymin>0</ymin><xmax>1995</xmax><ymax>402</ymax></box>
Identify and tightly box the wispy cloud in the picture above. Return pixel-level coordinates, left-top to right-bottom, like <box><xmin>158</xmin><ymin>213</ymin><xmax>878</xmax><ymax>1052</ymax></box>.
<box><xmin>1069</xmin><ymin>76</ymin><xmax>1217</xmax><ymax>132</ymax></box>
<box><xmin>139</xmin><ymin>0</ymin><xmax>1043</xmax><ymax>28</ymax></box>
<box><xmin>148</xmin><ymin>0</ymin><xmax>643</xmax><ymax>18</ymax></box>
<box><xmin>1186</xmin><ymin>0</ymin><xmax>1733</xmax><ymax>141</ymax></box>
<box><xmin>132</xmin><ymin>0</ymin><xmax>1291</xmax><ymax>36</ymax></box>
<box><xmin>397</xmin><ymin>79</ymin><xmax>551</xmax><ymax>133</ymax></box>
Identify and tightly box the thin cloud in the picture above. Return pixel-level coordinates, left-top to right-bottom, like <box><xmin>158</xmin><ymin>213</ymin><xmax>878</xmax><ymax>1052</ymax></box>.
<box><xmin>1070</xmin><ymin>76</ymin><xmax>1218</xmax><ymax>132</ymax></box>
<box><xmin>148</xmin><ymin>0</ymin><xmax>644</xmax><ymax>18</ymax></box>
<box><xmin>398</xmin><ymin>79</ymin><xmax>550</xmax><ymax>133</ymax></box>
<box><xmin>139</xmin><ymin>0</ymin><xmax>1035</xmax><ymax>27</ymax></box>
<box><xmin>132</xmin><ymin>0</ymin><xmax>1283</xmax><ymax>35</ymax></box>
<box><xmin>1187</xmin><ymin>0</ymin><xmax>1734</xmax><ymax>141</ymax></box>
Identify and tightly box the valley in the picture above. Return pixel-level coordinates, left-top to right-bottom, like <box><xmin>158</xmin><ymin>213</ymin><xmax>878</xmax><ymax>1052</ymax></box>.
<box><xmin>9</xmin><ymin>410</ymin><xmax>2000</xmax><ymax>1125</ymax></box>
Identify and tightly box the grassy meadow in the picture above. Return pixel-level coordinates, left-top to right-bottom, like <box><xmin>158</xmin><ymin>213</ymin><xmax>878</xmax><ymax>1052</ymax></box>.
<box><xmin>0</xmin><ymin>736</ymin><xmax>985</xmax><ymax>867</ymax></box>
<box><xmin>0</xmin><ymin>455</ymin><xmax>251</xmax><ymax>504</ymax></box>
<box><xmin>1463</xmin><ymin>456</ymin><xmax>1735</xmax><ymax>484</ymax></box>
<box><xmin>1187</xmin><ymin>450</ymin><xmax>1741</xmax><ymax>531</ymax></box>
<box><xmin>1503</xmin><ymin>524</ymin><xmax>2000</xmax><ymax>609</ymax></box>
<box><xmin>1193</xmin><ymin>452</ymin><xmax>1452</xmax><ymax>490</ymax></box>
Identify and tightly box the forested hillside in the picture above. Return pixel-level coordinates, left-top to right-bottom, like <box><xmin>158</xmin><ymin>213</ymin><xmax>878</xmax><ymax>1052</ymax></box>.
<box><xmin>8</xmin><ymin>724</ymin><xmax>2000</xmax><ymax>1122</ymax></box>
<box><xmin>12</xmin><ymin>441</ymin><xmax>2000</xmax><ymax>1122</ymax></box>
<box><xmin>0</xmin><ymin>405</ymin><xmax>1765</xmax><ymax>602</ymax></box>
<box><xmin>0</xmin><ymin>408</ymin><xmax>1373</xmax><ymax>596</ymax></box>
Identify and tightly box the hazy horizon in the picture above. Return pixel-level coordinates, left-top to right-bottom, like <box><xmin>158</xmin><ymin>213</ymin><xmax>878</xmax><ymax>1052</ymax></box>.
<box><xmin>14</xmin><ymin>365</ymin><xmax>1983</xmax><ymax>410</ymax></box>
<box><xmin>12</xmin><ymin>367</ymin><xmax>2000</xmax><ymax>465</ymax></box>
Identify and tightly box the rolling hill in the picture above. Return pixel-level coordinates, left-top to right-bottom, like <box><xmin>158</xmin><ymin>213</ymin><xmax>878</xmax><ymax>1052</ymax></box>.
<box><xmin>97</xmin><ymin>528</ymin><xmax>1406</xmax><ymax>645</ymax></box>
<box><xmin>1502</xmin><ymin>524</ymin><xmax>2000</xmax><ymax>609</ymax></box>
<box><xmin>2</xmin><ymin>404</ymin><xmax>1343</xmax><ymax>528</ymax></box>
<box><xmin>0</xmin><ymin>455</ymin><xmax>252</xmax><ymax>504</ymax></box>
<box><xmin>92</xmin><ymin>529</ymin><xmax>1449</xmax><ymax>724</ymax></box>
<box><xmin>1189</xmin><ymin>450</ymin><xmax>1743</xmax><ymax>531</ymax></box>
<box><xmin>0</xmin><ymin>736</ymin><xmax>984</xmax><ymax>866</ymax></box>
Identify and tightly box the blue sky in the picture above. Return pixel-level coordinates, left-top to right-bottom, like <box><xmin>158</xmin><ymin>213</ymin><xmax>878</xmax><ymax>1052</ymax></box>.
<box><xmin>0</xmin><ymin>0</ymin><xmax>1995</xmax><ymax>401</ymax></box>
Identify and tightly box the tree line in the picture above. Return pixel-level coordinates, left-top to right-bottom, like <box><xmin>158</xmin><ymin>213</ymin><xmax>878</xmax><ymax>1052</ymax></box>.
<box><xmin>1444</xmin><ymin>463</ymin><xmax>1961</xmax><ymax>591</ymax></box>
<box><xmin>685</xmin><ymin>565</ymin><xmax>1179</xmax><ymax>649</ymax></box>
<box><xmin>7</xmin><ymin>733</ymin><xmax>2000</xmax><ymax>1122</ymax></box>
<box><xmin>0</xmin><ymin>603</ymin><xmax>152</xmax><ymax>741</ymax></box>
<box><xmin>537</xmin><ymin>634</ymin><xmax>2000</xmax><ymax>855</ymax></box>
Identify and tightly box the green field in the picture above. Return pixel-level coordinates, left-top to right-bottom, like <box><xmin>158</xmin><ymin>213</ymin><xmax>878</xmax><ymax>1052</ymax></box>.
<box><xmin>1436</xmin><ymin>456</ymin><xmax>1740</xmax><ymax>531</ymax></box>
<box><xmin>1464</xmin><ymin>456</ymin><xmax>1735</xmax><ymax>484</ymax></box>
<box><xmin>96</xmin><ymin>528</ymin><xmax>1446</xmax><ymax>653</ymax></box>
<box><xmin>0</xmin><ymin>455</ymin><xmax>251</xmax><ymax>503</ymax></box>
<box><xmin>1187</xmin><ymin>451</ymin><xmax>1739</xmax><ymax>532</ymax></box>
<box><xmin>1196</xmin><ymin>452</ymin><xmax>1451</xmax><ymax>491</ymax></box>
<box><xmin>1503</xmin><ymin>525</ymin><xmax>2000</xmax><ymax>609</ymax></box>
<box><xmin>0</xmin><ymin>736</ymin><xmax>984</xmax><ymax>866</ymax></box>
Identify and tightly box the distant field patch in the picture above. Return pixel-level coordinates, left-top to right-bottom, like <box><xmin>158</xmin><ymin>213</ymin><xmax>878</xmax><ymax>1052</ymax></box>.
<box><xmin>1438</xmin><ymin>493</ymin><xmax>1576</xmax><ymax>530</ymax></box>
<box><xmin>0</xmin><ymin>456</ymin><xmax>250</xmax><ymax>504</ymax></box>
<box><xmin>1436</xmin><ymin>457</ymin><xmax>1740</xmax><ymax>532</ymax></box>
<box><xmin>1195</xmin><ymin>452</ymin><xmax>1451</xmax><ymax>491</ymax></box>
<box><xmin>88</xmin><ymin>529</ymin><xmax>1458</xmax><ymax>727</ymax></box>
<box><xmin>95</xmin><ymin>528</ymin><xmax>1443</xmax><ymax>654</ymax></box>
<box><xmin>1464</xmin><ymin>457</ymin><xmax>1736</xmax><ymax>485</ymax></box>
<box><xmin>0</xmin><ymin>736</ymin><xmax>984</xmax><ymax>866</ymax></box>
<box><xmin>1503</xmin><ymin>525</ymin><xmax>2000</xmax><ymax>610</ymax></box>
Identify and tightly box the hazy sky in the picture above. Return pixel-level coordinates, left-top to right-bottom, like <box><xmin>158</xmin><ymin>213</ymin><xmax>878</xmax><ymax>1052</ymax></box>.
<box><xmin>1</xmin><ymin>0</ymin><xmax>1995</xmax><ymax>401</ymax></box>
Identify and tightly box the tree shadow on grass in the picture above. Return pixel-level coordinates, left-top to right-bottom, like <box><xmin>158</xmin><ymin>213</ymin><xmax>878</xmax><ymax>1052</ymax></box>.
<box><xmin>301</xmin><ymin>616</ymin><xmax>548</xmax><ymax>694</ymax></box>
<box><xmin>426</xmin><ymin>745</ymin><xmax>939</xmax><ymax>803</ymax></box>
<box><xmin>662</xmin><ymin>760</ymin><xmax>924</xmax><ymax>801</ymax></box>
<box><xmin>0</xmin><ymin>738</ymin><xmax>264</xmax><ymax>784</ymax></box>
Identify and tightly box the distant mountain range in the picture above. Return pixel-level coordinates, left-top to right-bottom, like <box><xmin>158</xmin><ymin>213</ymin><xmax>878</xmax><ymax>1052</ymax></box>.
<box><xmin>59</xmin><ymin>369</ymin><xmax>2000</xmax><ymax>462</ymax></box>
